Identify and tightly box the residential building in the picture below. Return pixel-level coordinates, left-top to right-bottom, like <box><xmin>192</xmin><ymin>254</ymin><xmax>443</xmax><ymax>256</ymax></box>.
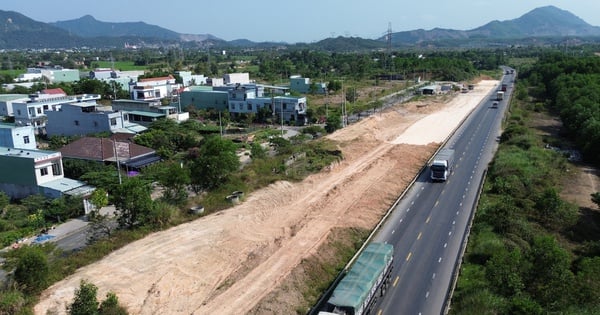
<box><xmin>129</xmin><ymin>75</ymin><xmax>181</xmax><ymax>101</ymax></box>
<box><xmin>111</xmin><ymin>99</ymin><xmax>189</xmax><ymax>124</ymax></box>
<box><xmin>59</xmin><ymin>136</ymin><xmax>160</xmax><ymax>171</ymax></box>
<box><xmin>224</xmin><ymin>73</ymin><xmax>250</xmax><ymax>85</ymax></box>
<box><xmin>176</xmin><ymin>71</ymin><xmax>207</xmax><ymax>86</ymax></box>
<box><xmin>179</xmin><ymin>86</ymin><xmax>229</xmax><ymax>111</ymax></box>
<box><xmin>289</xmin><ymin>75</ymin><xmax>327</xmax><ymax>94</ymax></box>
<box><xmin>13</xmin><ymin>92</ymin><xmax>102</xmax><ymax>134</ymax></box>
<box><xmin>45</xmin><ymin>102</ymin><xmax>144</xmax><ymax>137</ymax></box>
<box><xmin>0</xmin><ymin>123</ymin><xmax>37</xmax><ymax>150</ymax></box>
<box><xmin>0</xmin><ymin>94</ymin><xmax>29</xmax><ymax>117</ymax></box>
<box><xmin>0</xmin><ymin>147</ymin><xmax>95</xmax><ymax>211</ymax></box>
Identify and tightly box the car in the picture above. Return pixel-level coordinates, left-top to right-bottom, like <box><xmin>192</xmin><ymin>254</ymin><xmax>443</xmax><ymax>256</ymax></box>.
<box><xmin>492</xmin><ymin>102</ymin><xmax>498</xmax><ymax>108</ymax></box>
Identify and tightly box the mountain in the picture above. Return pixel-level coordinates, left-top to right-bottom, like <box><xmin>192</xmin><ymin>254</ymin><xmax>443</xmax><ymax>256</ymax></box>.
<box><xmin>51</xmin><ymin>15</ymin><xmax>180</xmax><ymax>39</ymax></box>
<box><xmin>0</xmin><ymin>10</ymin><xmax>84</xmax><ymax>48</ymax></box>
<box><xmin>51</xmin><ymin>15</ymin><xmax>221</xmax><ymax>43</ymax></box>
<box><xmin>388</xmin><ymin>6</ymin><xmax>600</xmax><ymax>45</ymax></box>
<box><xmin>0</xmin><ymin>6</ymin><xmax>599</xmax><ymax>50</ymax></box>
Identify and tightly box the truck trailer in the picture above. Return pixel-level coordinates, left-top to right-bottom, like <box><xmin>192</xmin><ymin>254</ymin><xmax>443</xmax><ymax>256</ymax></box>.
<box><xmin>319</xmin><ymin>243</ymin><xmax>394</xmax><ymax>315</ymax></box>
<box><xmin>430</xmin><ymin>148</ymin><xmax>455</xmax><ymax>181</ymax></box>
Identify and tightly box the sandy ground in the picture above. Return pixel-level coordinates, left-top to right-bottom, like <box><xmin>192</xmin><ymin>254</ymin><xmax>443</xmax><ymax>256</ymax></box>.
<box><xmin>35</xmin><ymin>81</ymin><xmax>498</xmax><ymax>315</ymax></box>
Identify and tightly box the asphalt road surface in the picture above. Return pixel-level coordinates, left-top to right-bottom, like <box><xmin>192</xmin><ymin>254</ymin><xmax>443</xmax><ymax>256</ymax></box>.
<box><xmin>371</xmin><ymin>71</ymin><xmax>514</xmax><ymax>315</ymax></box>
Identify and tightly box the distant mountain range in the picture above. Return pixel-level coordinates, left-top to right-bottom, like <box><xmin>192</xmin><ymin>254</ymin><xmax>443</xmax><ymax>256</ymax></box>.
<box><xmin>0</xmin><ymin>5</ymin><xmax>599</xmax><ymax>50</ymax></box>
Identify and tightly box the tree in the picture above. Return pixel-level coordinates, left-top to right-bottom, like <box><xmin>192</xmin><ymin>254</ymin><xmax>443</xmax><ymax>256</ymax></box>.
<box><xmin>189</xmin><ymin>136</ymin><xmax>240</xmax><ymax>191</ymax></box>
<box><xmin>592</xmin><ymin>192</ymin><xmax>600</xmax><ymax>209</ymax></box>
<box><xmin>68</xmin><ymin>280</ymin><xmax>129</xmax><ymax>315</ymax></box>
<box><xmin>99</xmin><ymin>292</ymin><xmax>128</xmax><ymax>315</ymax></box>
<box><xmin>112</xmin><ymin>177</ymin><xmax>154</xmax><ymax>229</ymax></box>
<box><xmin>68</xmin><ymin>280</ymin><xmax>99</xmax><ymax>315</ymax></box>
<box><xmin>13</xmin><ymin>246</ymin><xmax>49</xmax><ymax>294</ymax></box>
<box><xmin>0</xmin><ymin>191</ymin><xmax>9</xmax><ymax>211</ymax></box>
<box><xmin>156</xmin><ymin>161</ymin><xmax>190</xmax><ymax>205</ymax></box>
<box><xmin>325</xmin><ymin>114</ymin><xmax>342</xmax><ymax>134</ymax></box>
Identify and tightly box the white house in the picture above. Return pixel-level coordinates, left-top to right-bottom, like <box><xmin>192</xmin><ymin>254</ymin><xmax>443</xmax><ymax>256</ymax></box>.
<box><xmin>0</xmin><ymin>123</ymin><xmax>37</xmax><ymax>150</ymax></box>
<box><xmin>0</xmin><ymin>147</ymin><xmax>94</xmax><ymax>210</ymax></box>
<box><xmin>13</xmin><ymin>92</ymin><xmax>102</xmax><ymax>134</ymax></box>
<box><xmin>129</xmin><ymin>75</ymin><xmax>181</xmax><ymax>101</ymax></box>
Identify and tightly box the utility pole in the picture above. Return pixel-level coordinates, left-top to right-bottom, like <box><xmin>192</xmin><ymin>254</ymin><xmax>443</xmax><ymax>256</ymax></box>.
<box><xmin>219</xmin><ymin>111</ymin><xmax>223</xmax><ymax>137</ymax></box>
<box><xmin>112</xmin><ymin>139</ymin><xmax>122</xmax><ymax>185</ymax></box>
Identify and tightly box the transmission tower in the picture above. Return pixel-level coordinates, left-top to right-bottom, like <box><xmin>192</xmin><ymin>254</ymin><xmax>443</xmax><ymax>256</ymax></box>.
<box><xmin>386</xmin><ymin>22</ymin><xmax>394</xmax><ymax>79</ymax></box>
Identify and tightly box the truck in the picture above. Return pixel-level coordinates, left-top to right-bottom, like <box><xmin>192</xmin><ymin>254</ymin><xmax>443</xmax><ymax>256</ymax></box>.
<box><xmin>319</xmin><ymin>243</ymin><xmax>394</xmax><ymax>315</ymax></box>
<box><xmin>496</xmin><ymin>91</ymin><xmax>504</xmax><ymax>101</ymax></box>
<box><xmin>430</xmin><ymin>148</ymin><xmax>455</xmax><ymax>181</ymax></box>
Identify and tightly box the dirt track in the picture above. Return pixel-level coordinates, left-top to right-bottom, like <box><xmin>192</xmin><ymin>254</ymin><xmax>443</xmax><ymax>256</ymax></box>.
<box><xmin>35</xmin><ymin>80</ymin><xmax>498</xmax><ymax>315</ymax></box>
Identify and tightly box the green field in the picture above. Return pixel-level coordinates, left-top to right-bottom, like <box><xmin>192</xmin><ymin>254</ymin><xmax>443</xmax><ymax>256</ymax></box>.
<box><xmin>94</xmin><ymin>61</ymin><xmax>148</xmax><ymax>71</ymax></box>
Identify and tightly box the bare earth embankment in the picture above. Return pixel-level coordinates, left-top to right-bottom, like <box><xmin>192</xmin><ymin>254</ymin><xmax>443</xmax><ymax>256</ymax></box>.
<box><xmin>35</xmin><ymin>81</ymin><xmax>498</xmax><ymax>315</ymax></box>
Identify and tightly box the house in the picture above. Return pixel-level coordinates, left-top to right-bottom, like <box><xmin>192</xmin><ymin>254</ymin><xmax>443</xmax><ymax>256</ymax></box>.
<box><xmin>45</xmin><ymin>102</ymin><xmax>146</xmax><ymax>137</ymax></box>
<box><xmin>128</xmin><ymin>75</ymin><xmax>182</xmax><ymax>101</ymax></box>
<box><xmin>289</xmin><ymin>75</ymin><xmax>327</xmax><ymax>94</ymax></box>
<box><xmin>13</xmin><ymin>93</ymin><xmax>102</xmax><ymax>135</ymax></box>
<box><xmin>59</xmin><ymin>136</ymin><xmax>160</xmax><ymax>171</ymax></box>
<box><xmin>0</xmin><ymin>94</ymin><xmax>30</xmax><ymax>117</ymax></box>
<box><xmin>223</xmin><ymin>73</ymin><xmax>250</xmax><ymax>85</ymax></box>
<box><xmin>0</xmin><ymin>147</ymin><xmax>95</xmax><ymax>212</ymax></box>
<box><xmin>179</xmin><ymin>86</ymin><xmax>229</xmax><ymax>111</ymax></box>
<box><xmin>176</xmin><ymin>71</ymin><xmax>207</xmax><ymax>86</ymax></box>
<box><xmin>111</xmin><ymin>99</ymin><xmax>189</xmax><ymax>125</ymax></box>
<box><xmin>15</xmin><ymin>66</ymin><xmax>80</xmax><ymax>84</ymax></box>
<box><xmin>0</xmin><ymin>123</ymin><xmax>37</xmax><ymax>149</ymax></box>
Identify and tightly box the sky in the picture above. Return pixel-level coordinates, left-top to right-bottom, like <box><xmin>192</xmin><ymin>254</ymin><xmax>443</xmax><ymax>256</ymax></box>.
<box><xmin>3</xmin><ymin>0</ymin><xmax>600</xmax><ymax>43</ymax></box>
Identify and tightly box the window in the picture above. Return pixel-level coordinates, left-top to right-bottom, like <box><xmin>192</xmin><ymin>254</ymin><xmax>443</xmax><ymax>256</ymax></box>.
<box><xmin>43</xmin><ymin>105</ymin><xmax>49</xmax><ymax>110</ymax></box>
<box><xmin>283</xmin><ymin>103</ymin><xmax>287</xmax><ymax>110</ymax></box>
<box><xmin>110</xmin><ymin>118</ymin><xmax>117</xmax><ymax>126</ymax></box>
<box><xmin>93</xmin><ymin>121</ymin><xmax>98</xmax><ymax>127</ymax></box>
<box><xmin>51</xmin><ymin>163</ymin><xmax>62</xmax><ymax>175</ymax></box>
<box><xmin>23</xmin><ymin>136</ymin><xmax>30</xmax><ymax>144</ymax></box>
<box><xmin>37</xmin><ymin>108</ymin><xmax>42</xmax><ymax>114</ymax></box>
<box><xmin>247</xmin><ymin>104</ymin><xmax>252</xmax><ymax>111</ymax></box>
<box><xmin>17</xmin><ymin>109</ymin><xmax>21</xmax><ymax>115</ymax></box>
<box><xmin>40</xmin><ymin>168</ymin><xmax>48</xmax><ymax>176</ymax></box>
<box><xmin>74</xmin><ymin>120</ymin><xmax>79</xmax><ymax>126</ymax></box>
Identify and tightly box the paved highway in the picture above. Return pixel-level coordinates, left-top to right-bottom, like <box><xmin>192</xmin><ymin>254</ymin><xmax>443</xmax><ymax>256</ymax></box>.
<box><xmin>371</xmin><ymin>71</ymin><xmax>514</xmax><ymax>315</ymax></box>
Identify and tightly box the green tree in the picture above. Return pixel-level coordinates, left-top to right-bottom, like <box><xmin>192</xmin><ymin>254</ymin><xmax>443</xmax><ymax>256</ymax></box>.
<box><xmin>250</xmin><ymin>142</ymin><xmax>266</xmax><ymax>159</ymax></box>
<box><xmin>90</xmin><ymin>188</ymin><xmax>109</xmax><ymax>210</ymax></box>
<box><xmin>99</xmin><ymin>291</ymin><xmax>128</xmax><ymax>315</ymax></box>
<box><xmin>112</xmin><ymin>177</ymin><xmax>154</xmax><ymax>229</ymax></box>
<box><xmin>325</xmin><ymin>114</ymin><xmax>342</xmax><ymax>133</ymax></box>
<box><xmin>526</xmin><ymin>236</ymin><xmax>574</xmax><ymax>309</ymax></box>
<box><xmin>575</xmin><ymin>257</ymin><xmax>600</xmax><ymax>306</ymax></box>
<box><xmin>592</xmin><ymin>192</ymin><xmax>600</xmax><ymax>209</ymax></box>
<box><xmin>486</xmin><ymin>247</ymin><xmax>528</xmax><ymax>297</ymax></box>
<box><xmin>156</xmin><ymin>161</ymin><xmax>190</xmax><ymax>205</ymax></box>
<box><xmin>0</xmin><ymin>191</ymin><xmax>9</xmax><ymax>211</ymax></box>
<box><xmin>68</xmin><ymin>280</ymin><xmax>99</xmax><ymax>315</ymax></box>
<box><xmin>189</xmin><ymin>136</ymin><xmax>240</xmax><ymax>191</ymax></box>
<box><xmin>14</xmin><ymin>246</ymin><xmax>49</xmax><ymax>294</ymax></box>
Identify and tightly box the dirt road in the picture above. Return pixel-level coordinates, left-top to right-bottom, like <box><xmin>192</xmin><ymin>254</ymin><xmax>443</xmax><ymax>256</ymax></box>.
<box><xmin>35</xmin><ymin>80</ymin><xmax>498</xmax><ymax>315</ymax></box>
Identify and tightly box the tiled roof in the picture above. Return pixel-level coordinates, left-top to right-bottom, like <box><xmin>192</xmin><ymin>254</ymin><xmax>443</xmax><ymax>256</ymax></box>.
<box><xmin>139</xmin><ymin>74</ymin><xmax>174</xmax><ymax>82</ymax></box>
<box><xmin>42</xmin><ymin>88</ymin><xmax>66</xmax><ymax>95</ymax></box>
<box><xmin>59</xmin><ymin>137</ymin><xmax>155</xmax><ymax>162</ymax></box>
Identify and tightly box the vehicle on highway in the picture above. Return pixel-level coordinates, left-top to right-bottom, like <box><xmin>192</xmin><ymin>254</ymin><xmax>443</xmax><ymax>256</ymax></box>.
<box><xmin>492</xmin><ymin>101</ymin><xmax>498</xmax><ymax>108</ymax></box>
<box><xmin>430</xmin><ymin>148</ymin><xmax>455</xmax><ymax>182</ymax></box>
<box><xmin>318</xmin><ymin>243</ymin><xmax>394</xmax><ymax>315</ymax></box>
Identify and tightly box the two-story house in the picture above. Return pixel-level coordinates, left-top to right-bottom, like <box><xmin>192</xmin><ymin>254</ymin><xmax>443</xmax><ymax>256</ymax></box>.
<box><xmin>13</xmin><ymin>92</ymin><xmax>102</xmax><ymax>134</ymax></box>
<box><xmin>0</xmin><ymin>123</ymin><xmax>37</xmax><ymax>150</ymax></box>
<box><xmin>45</xmin><ymin>102</ymin><xmax>146</xmax><ymax>137</ymax></box>
<box><xmin>289</xmin><ymin>75</ymin><xmax>327</xmax><ymax>94</ymax></box>
<box><xmin>129</xmin><ymin>75</ymin><xmax>182</xmax><ymax>101</ymax></box>
<box><xmin>0</xmin><ymin>94</ymin><xmax>30</xmax><ymax>118</ymax></box>
<box><xmin>0</xmin><ymin>147</ymin><xmax>94</xmax><ymax>212</ymax></box>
